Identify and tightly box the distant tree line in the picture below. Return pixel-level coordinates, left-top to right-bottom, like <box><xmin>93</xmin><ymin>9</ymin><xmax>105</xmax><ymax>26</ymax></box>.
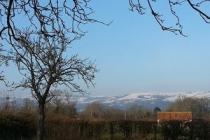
<box><xmin>1</xmin><ymin>93</ymin><xmax>210</xmax><ymax>121</ymax></box>
<box><xmin>1</xmin><ymin>94</ymin><xmax>210</xmax><ymax>140</ymax></box>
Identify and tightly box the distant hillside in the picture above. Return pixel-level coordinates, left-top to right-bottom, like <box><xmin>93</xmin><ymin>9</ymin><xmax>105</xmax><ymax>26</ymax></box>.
<box><xmin>74</xmin><ymin>91</ymin><xmax>210</xmax><ymax>111</ymax></box>
<box><xmin>1</xmin><ymin>91</ymin><xmax>210</xmax><ymax>111</ymax></box>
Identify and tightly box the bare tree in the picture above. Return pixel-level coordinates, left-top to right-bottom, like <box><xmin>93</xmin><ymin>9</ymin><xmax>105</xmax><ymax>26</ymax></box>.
<box><xmin>0</xmin><ymin>1</ymin><xmax>98</xmax><ymax>139</ymax></box>
<box><xmin>167</xmin><ymin>96</ymin><xmax>210</xmax><ymax>118</ymax></box>
<box><xmin>49</xmin><ymin>89</ymin><xmax>77</xmax><ymax>117</ymax></box>
<box><xmin>10</xmin><ymin>31</ymin><xmax>96</xmax><ymax>140</ymax></box>
<box><xmin>0</xmin><ymin>52</ymin><xmax>8</xmax><ymax>81</ymax></box>
<box><xmin>129</xmin><ymin>0</ymin><xmax>210</xmax><ymax>35</ymax></box>
<box><xmin>80</xmin><ymin>102</ymin><xmax>108</xmax><ymax>120</ymax></box>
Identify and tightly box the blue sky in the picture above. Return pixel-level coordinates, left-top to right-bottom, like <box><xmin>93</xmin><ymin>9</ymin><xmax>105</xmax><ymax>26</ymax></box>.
<box><xmin>69</xmin><ymin>0</ymin><xmax>210</xmax><ymax>96</ymax></box>
<box><xmin>2</xmin><ymin>0</ymin><xmax>210</xmax><ymax>96</ymax></box>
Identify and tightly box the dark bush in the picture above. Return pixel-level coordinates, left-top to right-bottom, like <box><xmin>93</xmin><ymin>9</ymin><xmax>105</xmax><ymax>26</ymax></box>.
<box><xmin>0</xmin><ymin>113</ymin><xmax>36</xmax><ymax>140</ymax></box>
<box><xmin>0</xmin><ymin>112</ymin><xmax>210</xmax><ymax>140</ymax></box>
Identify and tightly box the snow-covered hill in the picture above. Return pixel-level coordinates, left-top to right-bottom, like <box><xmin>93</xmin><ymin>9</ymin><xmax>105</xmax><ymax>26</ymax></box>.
<box><xmin>1</xmin><ymin>91</ymin><xmax>210</xmax><ymax>111</ymax></box>
<box><xmin>73</xmin><ymin>91</ymin><xmax>210</xmax><ymax>111</ymax></box>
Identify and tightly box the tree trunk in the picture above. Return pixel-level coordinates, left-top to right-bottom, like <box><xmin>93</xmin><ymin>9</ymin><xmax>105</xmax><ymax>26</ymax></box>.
<box><xmin>37</xmin><ymin>102</ymin><xmax>45</xmax><ymax>140</ymax></box>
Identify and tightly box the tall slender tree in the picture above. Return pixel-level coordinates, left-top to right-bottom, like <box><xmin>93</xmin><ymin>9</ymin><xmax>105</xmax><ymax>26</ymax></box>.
<box><xmin>0</xmin><ymin>1</ymin><xmax>99</xmax><ymax>139</ymax></box>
